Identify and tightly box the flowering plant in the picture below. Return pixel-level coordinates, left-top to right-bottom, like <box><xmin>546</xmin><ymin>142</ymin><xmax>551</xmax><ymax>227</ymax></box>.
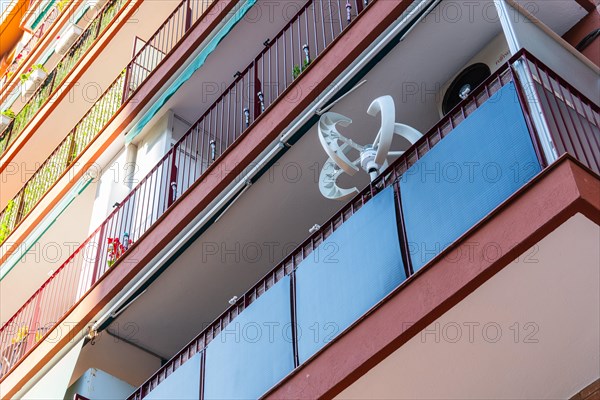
<box><xmin>107</xmin><ymin>235</ymin><xmax>132</xmax><ymax>267</ymax></box>
<box><xmin>10</xmin><ymin>326</ymin><xmax>44</xmax><ymax>344</ymax></box>
<box><xmin>11</xmin><ymin>326</ymin><xmax>28</xmax><ymax>344</ymax></box>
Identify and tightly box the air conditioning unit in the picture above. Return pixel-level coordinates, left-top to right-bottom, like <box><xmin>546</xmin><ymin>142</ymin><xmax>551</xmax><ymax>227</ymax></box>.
<box><xmin>55</xmin><ymin>24</ymin><xmax>83</xmax><ymax>56</ymax></box>
<box><xmin>437</xmin><ymin>34</ymin><xmax>510</xmax><ymax>117</ymax></box>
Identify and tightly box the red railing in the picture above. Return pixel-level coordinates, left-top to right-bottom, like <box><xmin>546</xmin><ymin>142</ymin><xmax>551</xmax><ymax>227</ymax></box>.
<box><xmin>0</xmin><ymin>0</ymin><xmax>369</xmax><ymax>381</ymax></box>
<box><xmin>520</xmin><ymin>56</ymin><xmax>600</xmax><ymax>174</ymax></box>
<box><xmin>127</xmin><ymin>50</ymin><xmax>599</xmax><ymax>398</ymax></box>
<box><xmin>0</xmin><ymin>0</ymin><xmax>216</xmax><ymax>247</ymax></box>
<box><xmin>0</xmin><ymin>3</ymin><xmax>597</xmax><ymax>388</ymax></box>
<box><xmin>0</xmin><ymin>0</ymin><xmax>127</xmax><ymax>156</ymax></box>
<box><xmin>123</xmin><ymin>0</ymin><xmax>214</xmax><ymax>98</ymax></box>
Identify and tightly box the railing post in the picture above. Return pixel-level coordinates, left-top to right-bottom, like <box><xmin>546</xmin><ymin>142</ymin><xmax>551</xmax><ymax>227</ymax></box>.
<box><xmin>509</xmin><ymin>61</ymin><xmax>548</xmax><ymax>168</ymax></box>
<box><xmin>122</xmin><ymin>64</ymin><xmax>131</xmax><ymax>104</ymax></box>
<box><xmin>168</xmin><ymin>147</ymin><xmax>179</xmax><ymax>207</ymax></box>
<box><xmin>13</xmin><ymin>191</ymin><xmax>26</xmax><ymax>230</ymax></box>
<box><xmin>47</xmin><ymin>69</ymin><xmax>58</xmax><ymax>101</ymax></box>
<box><xmin>510</xmin><ymin>56</ymin><xmax>557</xmax><ymax>165</ymax></box>
<box><xmin>66</xmin><ymin>132</ymin><xmax>77</xmax><ymax>166</ymax></box>
<box><xmin>393</xmin><ymin>180</ymin><xmax>414</xmax><ymax>277</ymax></box>
<box><xmin>1</xmin><ymin>123</ymin><xmax>14</xmax><ymax>153</ymax></box>
<box><xmin>289</xmin><ymin>269</ymin><xmax>300</xmax><ymax>368</ymax></box>
<box><xmin>199</xmin><ymin>348</ymin><xmax>206</xmax><ymax>399</ymax></box>
<box><xmin>95</xmin><ymin>5</ymin><xmax>105</xmax><ymax>38</ymax></box>
<box><xmin>253</xmin><ymin>60</ymin><xmax>262</xmax><ymax>119</ymax></box>
<box><xmin>185</xmin><ymin>0</ymin><xmax>193</xmax><ymax>31</ymax></box>
<box><xmin>92</xmin><ymin>224</ymin><xmax>106</xmax><ymax>284</ymax></box>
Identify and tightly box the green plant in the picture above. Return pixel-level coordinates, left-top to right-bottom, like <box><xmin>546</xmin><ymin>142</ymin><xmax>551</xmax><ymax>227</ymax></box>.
<box><xmin>1</xmin><ymin>109</ymin><xmax>15</xmax><ymax>119</ymax></box>
<box><xmin>57</xmin><ymin>0</ymin><xmax>70</xmax><ymax>12</ymax></box>
<box><xmin>0</xmin><ymin>200</ymin><xmax>16</xmax><ymax>244</ymax></box>
<box><xmin>292</xmin><ymin>59</ymin><xmax>311</xmax><ymax>80</ymax></box>
<box><xmin>30</xmin><ymin>64</ymin><xmax>47</xmax><ymax>73</ymax></box>
<box><xmin>21</xmin><ymin>64</ymin><xmax>47</xmax><ymax>82</ymax></box>
<box><xmin>292</xmin><ymin>65</ymin><xmax>302</xmax><ymax>80</ymax></box>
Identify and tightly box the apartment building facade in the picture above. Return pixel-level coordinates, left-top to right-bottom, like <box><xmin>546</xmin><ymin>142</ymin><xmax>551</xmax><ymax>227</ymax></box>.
<box><xmin>0</xmin><ymin>0</ymin><xmax>598</xmax><ymax>398</ymax></box>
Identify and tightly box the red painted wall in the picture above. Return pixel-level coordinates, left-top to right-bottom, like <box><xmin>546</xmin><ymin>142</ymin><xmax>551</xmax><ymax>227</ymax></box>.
<box><xmin>563</xmin><ymin>8</ymin><xmax>600</xmax><ymax>67</ymax></box>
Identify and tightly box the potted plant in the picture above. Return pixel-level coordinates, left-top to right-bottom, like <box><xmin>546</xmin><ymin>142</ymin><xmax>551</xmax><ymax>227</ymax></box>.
<box><xmin>55</xmin><ymin>24</ymin><xmax>83</xmax><ymax>56</ymax></box>
<box><xmin>292</xmin><ymin>59</ymin><xmax>311</xmax><ymax>80</ymax></box>
<box><xmin>11</xmin><ymin>326</ymin><xmax>28</xmax><ymax>344</ymax></box>
<box><xmin>56</xmin><ymin>0</ymin><xmax>70</xmax><ymax>12</ymax></box>
<box><xmin>106</xmin><ymin>234</ymin><xmax>132</xmax><ymax>267</ymax></box>
<box><xmin>28</xmin><ymin>64</ymin><xmax>47</xmax><ymax>83</ymax></box>
<box><xmin>0</xmin><ymin>109</ymin><xmax>15</xmax><ymax>132</ymax></box>
<box><xmin>21</xmin><ymin>64</ymin><xmax>47</xmax><ymax>99</ymax></box>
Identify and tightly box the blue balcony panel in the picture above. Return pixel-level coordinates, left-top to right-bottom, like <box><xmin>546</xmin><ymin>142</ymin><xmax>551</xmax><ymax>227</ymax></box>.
<box><xmin>295</xmin><ymin>187</ymin><xmax>406</xmax><ymax>364</ymax></box>
<box><xmin>203</xmin><ymin>275</ymin><xmax>294</xmax><ymax>400</ymax></box>
<box><xmin>400</xmin><ymin>82</ymin><xmax>542</xmax><ymax>271</ymax></box>
<box><xmin>143</xmin><ymin>353</ymin><xmax>201</xmax><ymax>399</ymax></box>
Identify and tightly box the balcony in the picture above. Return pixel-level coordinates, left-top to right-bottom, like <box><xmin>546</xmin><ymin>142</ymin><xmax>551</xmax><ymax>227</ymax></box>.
<box><xmin>0</xmin><ymin>0</ymin><xmax>219</xmax><ymax>248</ymax></box>
<box><xmin>116</xmin><ymin>48</ymin><xmax>597</xmax><ymax>398</ymax></box>
<box><xmin>2</xmin><ymin>41</ymin><xmax>598</xmax><ymax>391</ymax></box>
<box><xmin>1</xmin><ymin>0</ymin><xmax>598</xmax><ymax>395</ymax></box>
<box><xmin>0</xmin><ymin>0</ymin><xmax>369</xmax><ymax>384</ymax></box>
<box><xmin>0</xmin><ymin>0</ymin><xmax>128</xmax><ymax>157</ymax></box>
<box><xmin>0</xmin><ymin>0</ymin><xmax>72</xmax><ymax>102</ymax></box>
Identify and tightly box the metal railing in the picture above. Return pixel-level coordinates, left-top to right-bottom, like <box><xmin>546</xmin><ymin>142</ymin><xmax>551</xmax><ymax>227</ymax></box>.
<box><xmin>126</xmin><ymin>50</ymin><xmax>599</xmax><ymax>398</ymax></box>
<box><xmin>0</xmin><ymin>73</ymin><xmax>126</xmax><ymax>246</ymax></box>
<box><xmin>0</xmin><ymin>0</ymin><xmax>72</xmax><ymax>101</ymax></box>
<box><xmin>519</xmin><ymin>56</ymin><xmax>600</xmax><ymax>174</ymax></box>
<box><xmin>0</xmin><ymin>0</ymin><xmax>217</xmax><ymax>247</ymax></box>
<box><xmin>0</xmin><ymin>0</ymin><xmax>127</xmax><ymax>156</ymax></box>
<box><xmin>0</xmin><ymin>2</ymin><xmax>597</xmax><ymax>386</ymax></box>
<box><xmin>123</xmin><ymin>0</ymin><xmax>214</xmax><ymax>98</ymax></box>
<box><xmin>0</xmin><ymin>0</ymin><xmax>368</xmax><ymax>381</ymax></box>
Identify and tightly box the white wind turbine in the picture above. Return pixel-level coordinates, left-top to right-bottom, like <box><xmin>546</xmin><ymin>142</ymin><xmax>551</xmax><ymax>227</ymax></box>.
<box><xmin>318</xmin><ymin>95</ymin><xmax>422</xmax><ymax>201</ymax></box>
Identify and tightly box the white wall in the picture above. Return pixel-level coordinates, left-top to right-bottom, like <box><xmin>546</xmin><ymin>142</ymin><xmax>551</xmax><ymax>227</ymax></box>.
<box><xmin>135</xmin><ymin>110</ymin><xmax>174</xmax><ymax>178</ymax></box>
<box><xmin>497</xmin><ymin>0</ymin><xmax>600</xmax><ymax>103</ymax></box>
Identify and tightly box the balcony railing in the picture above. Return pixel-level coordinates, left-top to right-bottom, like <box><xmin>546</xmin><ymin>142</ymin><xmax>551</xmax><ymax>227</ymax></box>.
<box><xmin>0</xmin><ymin>0</ymin><xmax>217</xmax><ymax>246</ymax></box>
<box><xmin>0</xmin><ymin>0</ymin><xmax>127</xmax><ymax>156</ymax></box>
<box><xmin>0</xmin><ymin>0</ymin><xmax>72</xmax><ymax>100</ymax></box>
<box><xmin>0</xmin><ymin>0</ymin><xmax>368</xmax><ymax>380</ymax></box>
<box><xmin>126</xmin><ymin>50</ymin><xmax>599</xmax><ymax>398</ymax></box>
<box><xmin>0</xmin><ymin>8</ymin><xmax>598</xmax><ymax>388</ymax></box>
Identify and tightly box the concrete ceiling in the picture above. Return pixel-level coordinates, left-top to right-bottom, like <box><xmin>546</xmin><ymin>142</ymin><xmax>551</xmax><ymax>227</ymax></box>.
<box><xmin>336</xmin><ymin>213</ymin><xmax>600</xmax><ymax>400</ymax></box>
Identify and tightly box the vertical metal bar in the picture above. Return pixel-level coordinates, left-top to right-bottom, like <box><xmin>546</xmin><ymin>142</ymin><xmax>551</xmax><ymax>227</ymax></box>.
<box><xmin>283</xmin><ymin>31</ymin><xmax>288</xmax><ymax>87</ymax></box>
<box><xmin>508</xmin><ymin>64</ymin><xmax>547</xmax><ymax>167</ymax></box>
<box><xmin>518</xmin><ymin>56</ymin><xmax>560</xmax><ymax>161</ymax></box>
<box><xmin>275</xmin><ymin>36</ymin><xmax>280</xmax><ymax>97</ymax></box>
<box><xmin>572</xmin><ymin>91</ymin><xmax>600</xmax><ymax>170</ymax></box>
<box><xmin>552</xmin><ymin>76</ymin><xmax>589</xmax><ymax>166</ymax></box>
<box><xmin>562</xmin><ymin>82</ymin><xmax>599</xmax><ymax>170</ymax></box>
<box><xmin>328</xmin><ymin>0</ymin><xmax>335</xmax><ymax>41</ymax></box>
<box><xmin>312</xmin><ymin>1</ymin><xmax>318</xmax><ymax>55</ymax></box>
<box><xmin>533</xmin><ymin>60</ymin><xmax>576</xmax><ymax>159</ymax></box>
